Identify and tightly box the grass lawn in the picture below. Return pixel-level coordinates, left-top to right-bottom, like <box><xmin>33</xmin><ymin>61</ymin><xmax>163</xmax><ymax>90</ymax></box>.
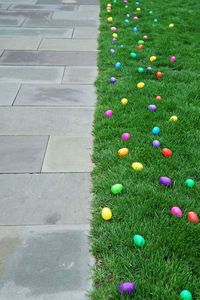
<box><xmin>90</xmin><ymin>0</ymin><xmax>200</xmax><ymax>298</ymax></box>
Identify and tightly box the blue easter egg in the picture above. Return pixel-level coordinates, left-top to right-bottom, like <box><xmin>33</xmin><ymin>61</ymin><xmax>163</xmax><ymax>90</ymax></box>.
<box><xmin>152</xmin><ymin>127</ymin><xmax>160</xmax><ymax>135</ymax></box>
<box><xmin>135</xmin><ymin>2</ymin><xmax>139</xmax><ymax>5</ymax></box>
<box><xmin>124</xmin><ymin>19</ymin><xmax>130</xmax><ymax>23</ymax></box>
<box><xmin>133</xmin><ymin>27</ymin><xmax>138</xmax><ymax>32</ymax></box>
<box><xmin>115</xmin><ymin>62</ymin><xmax>121</xmax><ymax>68</ymax></box>
<box><xmin>120</xmin><ymin>45</ymin><xmax>124</xmax><ymax>48</ymax></box>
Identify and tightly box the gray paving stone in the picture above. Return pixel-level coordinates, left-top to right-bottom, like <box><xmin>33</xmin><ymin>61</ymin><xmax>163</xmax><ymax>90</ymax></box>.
<box><xmin>0</xmin><ymin>0</ymin><xmax>36</xmax><ymax>3</ymax></box>
<box><xmin>63</xmin><ymin>66</ymin><xmax>97</xmax><ymax>84</ymax></box>
<box><xmin>73</xmin><ymin>27</ymin><xmax>98</xmax><ymax>39</ymax></box>
<box><xmin>78</xmin><ymin>4</ymin><xmax>99</xmax><ymax>12</ymax></box>
<box><xmin>14</xmin><ymin>84</ymin><xmax>96</xmax><ymax>106</ymax></box>
<box><xmin>0</xmin><ymin>10</ymin><xmax>52</xmax><ymax>19</ymax></box>
<box><xmin>37</xmin><ymin>0</ymin><xmax>75</xmax><ymax>3</ymax></box>
<box><xmin>0</xmin><ymin>66</ymin><xmax>64</xmax><ymax>83</ymax></box>
<box><xmin>0</xmin><ymin>27</ymin><xmax>73</xmax><ymax>38</ymax></box>
<box><xmin>0</xmin><ymin>225</ymin><xmax>92</xmax><ymax>299</ymax></box>
<box><xmin>42</xmin><ymin>136</ymin><xmax>93</xmax><ymax>172</ymax></box>
<box><xmin>9</xmin><ymin>3</ymin><xmax>77</xmax><ymax>10</ymax></box>
<box><xmin>52</xmin><ymin>10</ymin><xmax>99</xmax><ymax>20</ymax></box>
<box><xmin>0</xmin><ymin>4</ymin><xmax>11</xmax><ymax>9</ymax></box>
<box><xmin>0</xmin><ymin>174</ymin><xmax>91</xmax><ymax>224</ymax></box>
<box><xmin>39</xmin><ymin>38</ymin><xmax>97</xmax><ymax>51</ymax></box>
<box><xmin>0</xmin><ymin>37</ymin><xmax>41</xmax><ymax>50</ymax></box>
<box><xmin>0</xmin><ymin>136</ymin><xmax>49</xmax><ymax>173</ymax></box>
<box><xmin>0</xmin><ymin>83</ymin><xmax>20</xmax><ymax>105</ymax></box>
<box><xmin>0</xmin><ymin>107</ymin><xmax>94</xmax><ymax>135</ymax></box>
<box><xmin>0</xmin><ymin>50</ymin><xmax>3</xmax><ymax>56</ymax></box>
<box><xmin>0</xmin><ymin>16</ymin><xmax>24</xmax><ymax>26</ymax></box>
<box><xmin>23</xmin><ymin>18</ymin><xmax>98</xmax><ymax>27</ymax></box>
<box><xmin>77</xmin><ymin>0</ymin><xmax>99</xmax><ymax>4</ymax></box>
<box><xmin>0</xmin><ymin>50</ymin><xmax>97</xmax><ymax>66</ymax></box>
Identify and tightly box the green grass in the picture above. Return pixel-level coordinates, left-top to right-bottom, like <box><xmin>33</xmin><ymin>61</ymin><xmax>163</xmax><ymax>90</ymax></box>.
<box><xmin>90</xmin><ymin>0</ymin><xmax>200</xmax><ymax>298</ymax></box>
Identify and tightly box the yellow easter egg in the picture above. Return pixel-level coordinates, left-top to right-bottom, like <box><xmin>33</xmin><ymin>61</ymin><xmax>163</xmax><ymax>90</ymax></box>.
<box><xmin>121</xmin><ymin>98</ymin><xmax>128</xmax><ymax>105</ymax></box>
<box><xmin>102</xmin><ymin>207</ymin><xmax>112</xmax><ymax>220</ymax></box>
<box><xmin>150</xmin><ymin>56</ymin><xmax>157</xmax><ymax>62</ymax></box>
<box><xmin>169</xmin><ymin>23</ymin><xmax>174</xmax><ymax>27</ymax></box>
<box><xmin>112</xmin><ymin>33</ymin><xmax>118</xmax><ymax>38</ymax></box>
<box><xmin>169</xmin><ymin>116</ymin><xmax>178</xmax><ymax>122</ymax></box>
<box><xmin>107</xmin><ymin>3</ymin><xmax>111</xmax><ymax>7</ymax></box>
<box><xmin>137</xmin><ymin>82</ymin><xmax>145</xmax><ymax>88</ymax></box>
<box><xmin>132</xmin><ymin>162</ymin><xmax>143</xmax><ymax>171</ymax></box>
<box><xmin>107</xmin><ymin>17</ymin><xmax>113</xmax><ymax>22</ymax></box>
<box><xmin>118</xmin><ymin>148</ymin><xmax>129</xmax><ymax>157</ymax></box>
<box><xmin>136</xmin><ymin>7</ymin><xmax>141</xmax><ymax>11</ymax></box>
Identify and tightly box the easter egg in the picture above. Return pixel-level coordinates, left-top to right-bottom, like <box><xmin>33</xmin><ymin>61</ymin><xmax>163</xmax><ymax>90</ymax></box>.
<box><xmin>160</xmin><ymin>176</ymin><xmax>172</xmax><ymax>186</ymax></box>
<box><xmin>113</xmin><ymin>0</ymin><xmax>117</xmax><ymax>2</ymax></box>
<box><xmin>120</xmin><ymin>45</ymin><xmax>124</xmax><ymax>48</ymax></box>
<box><xmin>138</xmin><ymin>67</ymin><xmax>144</xmax><ymax>73</ymax></box>
<box><xmin>148</xmin><ymin>105</ymin><xmax>157</xmax><ymax>111</ymax></box>
<box><xmin>130</xmin><ymin>52</ymin><xmax>137</xmax><ymax>58</ymax></box>
<box><xmin>154</xmin><ymin>18</ymin><xmax>158</xmax><ymax>23</ymax></box>
<box><xmin>170</xmin><ymin>56</ymin><xmax>176</xmax><ymax>62</ymax></box>
<box><xmin>107</xmin><ymin>7</ymin><xmax>111</xmax><ymax>11</ymax></box>
<box><xmin>124</xmin><ymin>0</ymin><xmax>128</xmax><ymax>3</ymax></box>
<box><xmin>110</xmin><ymin>77</ymin><xmax>116</xmax><ymax>83</ymax></box>
<box><xmin>126</xmin><ymin>14</ymin><xmax>130</xmax><ymax>18</ymax></box>
<box><xmin>133</xmin><ymin>16</ymin><xmax>138</xmax><ymax>20</ymax></box>
<box><xmin>188</xmin><ymin>212</ymin><xmax>198</xmax><ymax>223</ymax></box>
<box><xmin>111</xmin><ymin>26</ymin><xmax>117</xmax><ymax>31</ymax></box>
<box><xmin>118</xmin><ymin>148</ymin><xmax>129</xmax><ymax>157</ymax></box>
<box><xmin>112</xmin><ymin>33</ymin><xmax>118</xmax><ymax>38</ymax></box>
<box><xmin>125</xmin><ymin>5</ymin><xmax>128</xmax><ymax>8</ymax></box>
<box><xmin>185</xmin><ymin>179</ymin><xmax>195</xmax><ymax>188</ymax></box>
<box><xmin>102</xmin><ymin>207</ymin><xmax>112</xmax><ymax>220</ymax></box>
<box><xmin>155</xmin><ymin>96</ymin><xmax>162</xmax><ymax>101</ymax></box>
<box><xmin>119</xmin><ymin>282</ymin><xmax>135</xmax><ymax>295</ymax></box>
<box><xmin>107</xmin><ymin>17</ymin><xmax>113</xmax><ymax>22</ymax></box>
<box><xmin>115</xmin><ymin>62</ymin><xmax>121</xmax><ymax>68</ymax></box>
<box><xmin>162</xmin><ymin>148</ymin><xmax>172</xmax><ymax>157</ymax></box>
<box><xmin>137</xmin><ymin>82</ymin><xmax>145</xmax><ymax>88</ymax></box>
<box><xmin>147</xmin><ymin>67</ymin><xmax>152</xmax><ymax>71</ymax></box>
<box><xmin>138</xmin><ymin>45</ymin><xmax>143</xmax><ymax>50</ymax></box>
<box><xmin>132</xmin><ymin>162</ymin><xmax>143</xmax><ymax>171</ymax></box>
<box><xmin>124</xmin><ymin>19</ymin><xmax>130</xmax><ymax>23</ymax></box>
<box><xmin>156</xmin><ymin>72</ymin><xmax>163</xmax><ymax>78</ymax></box>
<box><xmin>136</xmin><ymin>7</ymin><xmax>141</xmax><ymax>11</ymax></box>
<box><xmin>112</xmin><ymin>38</ymin><xmax>117</xmax><ymax>42</ymax></box>
<box><xmin>171</xmin><ymin>206</ymin><xmax>182</xmax><ymax>217</ymax></box>
<box><xmin>180</xmin><ymin>290</ymin><xmax>192</xmax><ymax>300</ymax></box>
<box><xmin>152</xmin><ymin>127</ymin><xmax>160</xmax><ymax>134</ymax></box>
<box><xmin>110</xmin><ymin>49</ymin><xmax>115</xmax><ymax>54</ymax></box>
<box><xmin>152</xmin><ymin>140</ymin><xmax>160</xmax><ymax>148</ymax></box>
<box><xmin>133</xmin><ymin>27</ymin><xmax>138</xmax><ymax>32</ymax></box>
<box><xmin>121</xmin><ymin>98</ymin><xmax>128</xmax><ymax>105</ymax></box>
<box><xmin>105</xmin><ymin>110</ymin><xmax>113</xmax><ymax>117</ymax></box>
<box><xmin>133</xmin><ymin>235</ymin><xmax>145</xmax><ymax>247</ymax></box>
<box><xmin>150</xmin><ymin>56</ymin><xmax>157</xmax><ymax>62</ymax></box>
<box><xmin>143</xmin><ymin>35</ymin><xmax>148</xmax><ymax>39</ymax></box>
<box><xmin>111</xmin><ymin>183</ymin><xmax>123</xmax><ymax>194</ymax></box>
<box><xmin>122</xmin><ymin>133</ymin><xmax>130</xmax><ymax>140</ymax></box>
<box><xmin>149</xmin><ymin>10</ymin><xmax>153</xmax><ymax>14</ymax></box>
<box><xmin>169</xmin><ymin>116</ymin><xmax>178</xmax><ymax>121</ymax></box>
<box><xmin>169</xmin><ymin>23</ymin><xmax>174</xmax><ymax>27</ymax></box>
<box><xmin>107</xmin><ymin>4</ymin><xmax>111</xmax><ymax>7</ymax></box>
<box><xmin>135</xmin><ymin>1</ymin><xmax>139</xmax><ymax>5</ymax></box>
<box><xmin>138</xmin><ymin>40</ymin><xmax>144</xmax><ymax>45</ymax></box>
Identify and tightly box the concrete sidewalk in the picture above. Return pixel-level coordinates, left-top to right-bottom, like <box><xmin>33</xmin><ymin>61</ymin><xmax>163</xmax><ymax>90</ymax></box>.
<box><xmin>0</xmin><ymin>0</ymin><xmax>99</xmax><ymax>299</ymax></box>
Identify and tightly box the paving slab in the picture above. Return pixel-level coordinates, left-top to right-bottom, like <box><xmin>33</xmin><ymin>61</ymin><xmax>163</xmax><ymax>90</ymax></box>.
<box><xmin>63</xmin><ymin>66</ymin><xmax>98</xmax><ymax>84</ymax></box>
<box><xmin>0</xmin><ymin>10</ymin><xmax>52</xmax><ymax>19</ymax></box>
<box><xmin>37</xmin><ymin>0</ymin><xmax>75</xmax><ymax>3</ymax></box>
<box><xmin>0</xmin><ymin>27</ymin><xmax>73</xmax><ymax>38</ymax></box>
<box><xmin>0</xmin><ymin>83</ymin><xmax>20</xmax><ymax>105</ymax></box>
<box><xmin>78</xmin><ymin>4</ymin><xmax>99</xmax><ymax>12</ymax></box>
<box><xmin>42</xmin><ymin>136</ymin><xmax>93</xmax><ymax>172</ymax></box>
<box><xmin>52</xmin><ymin>10</ymin><xmax>99</xmax><ymax>20</ymax></box>
<box><xmin>0</xmin><ymin>37</ymin><xmax>41</xmax><ymax>50</ymax></box>
<box><xmin>0</xmin><ymin>225</ymin><xmax>92</xmax><ymax>299</ymax></box>
<box><xmin>0</xmin><ymin>107</ymin><xmax>94</xmax><ymax>135</ymax></box>
<box><xmin>77</xmin><ymin>0</ymin><xmax>99</xmax><ymax>4</ymax></box>
<box><xmin>0</xmin><ymin>0</ymin><xmax>36</xmax><ymax>3</ymax></box>
<box><xmin>9</xmin><ymin>4</ymin><xmax>77</xmax><ymax>10</ymax></box>
<box><xmin>0</xmin><ymin>174</ymin><xmax>91</xmax><ymax>224</ymax></box>
<box><xmin>0</xmin><ymin>136</ymin><xmax>49</xmax><ymax>174</ymax></box>
<box><xmin>0</xmin><ymin>66</ymin><xmax>64</xmax><ymax>83</ymax></box>
<box><xmin>0</xmin><ymin>4</ymin><xmax>11</xmax><ymax>9</ymax></box>
<box><xmin>73</xmin><ymin>27</ymin><xmax>98</xmax><ymax>39</ymax></box>
<box><xmin>23</xmin><ymin>18</ymin><xmax>98</xmax><ymax>27</ymax></box>
<box><xmin>39</xmin><ymin>38</ymin><xmax>98</xmax><ymax>51</ymax></box>
<box><xmin>0</xmin><ymin>16</ymin><xmax>25</xmax><ymax>26</ymax></box>
<box><xmin>14</xmin><ymin>84</ymin><xmax>96</xmax><ymax>106</ymax></box>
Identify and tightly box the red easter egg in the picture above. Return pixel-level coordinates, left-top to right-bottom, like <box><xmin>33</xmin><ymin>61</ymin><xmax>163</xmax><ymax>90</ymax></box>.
<box><xmin>188</xmin><ymin>211</ymin><xmax>198</xmax><ymax>223</ymax></box>
<box><xmin>155</xmin><ymin>96</ymin><xmax>162</xmax><ymax>101</ymax></box>
<box><xmin>162</xmin><ymin>148</ymin><xmax>172</xmax><ymax>157</ymax></box>
<box><xmin>137</xmin><ymin>45</ymin><xmax>143</xmax><ymax>50</ymax></box>
<box><xmin>156</xmin><ymin>72</ymin><xmax>163</xmax><ymax>78</ymax></box>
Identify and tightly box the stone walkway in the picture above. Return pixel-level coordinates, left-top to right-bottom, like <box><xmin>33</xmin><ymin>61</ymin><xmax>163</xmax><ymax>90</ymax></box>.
<box><xmin>0</xmin><ymin>0</ymin><xmax>99</xmax><ymax>299</ymax></box>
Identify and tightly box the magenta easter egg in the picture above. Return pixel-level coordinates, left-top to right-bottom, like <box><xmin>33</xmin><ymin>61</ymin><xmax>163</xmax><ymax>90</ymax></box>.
<box><xmin>121</xmin><ymin>133</ymin><xmax>130</xmax><ymax>140</ymax></box>
<box><xmin>143</xmin><ymin>35</ymin><xmax>148</xmax><ymax>39</ymax></box>
<box><xmin>105</xmin><ymin>110</ymin><xmax>113</xmax><ymax>117</ymax></box>
<box><xmin>171</xmin><ymin>206</ymin><xmax>182</xmax><ymax>217</ymax></box>
<box><xmin>160</xmin><ymin>177</ymin><xmax>172</xmax><ymax>186</ymax></box>
<box><xmin>119</xmin><ymin>282</ymin><xmax>135</xmax><ymax>295</ymax></box>
<box><xmin>133</xmin><ymin>16</ymin><xmax>138</xmax><ymax>20</ymax></box>
<box><xmin>170</xmin><ymin>56</ymin><xmax>176</xmax><ymax>62</ymax></box>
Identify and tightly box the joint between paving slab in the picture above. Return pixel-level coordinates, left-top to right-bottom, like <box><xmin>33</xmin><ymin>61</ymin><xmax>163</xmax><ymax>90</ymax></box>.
<box><xmin>11</xmin><ymin>83</ymin><xmax>22</xmax><ymax>106</ymax></box>
<box><xmin>40</xmin><ymin>135</ymin><xmax>50</xmax><ymax>173</ymax></box>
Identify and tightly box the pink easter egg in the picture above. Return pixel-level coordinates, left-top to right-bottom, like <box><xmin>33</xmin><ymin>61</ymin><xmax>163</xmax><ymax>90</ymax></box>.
<box><xmin>106</xmin><ymin>7</ymin><xmax>111</xmax><ymax>11</ymax></box>
<box><xmin>124</xmin><ymin>0</ymin><xmax>128</xmax><ymax>3</ymax></box>
<box><xmin>121</xmin><ymin>133</ymin><xmax>130</xmax><ymax>140</ymax></box>
<box><xmin>105</xmin><ymin>110</ymin><xmax>113</xmax><ymax>117</ymax></box>
<box><xmin>111</xmin><ymin>26</ymin><xmax>117</xmax><ymax>31</ymax></box>
<box><xmin>170</xmin><ymin>56</ymin><xmax>176</xmax><ymax>62</ymax></box>
<box><xmin>171</xmin><ymin>206</ymin><xmax>182</xmax><ymax>217</ymax></box>
<box><xmin>133</xmin><ymin>16</ymin><xmax>138</xmax><ymax>20</ymax></box>
<box><xmin>143</xmin><ymin>35</ymin><xmax>148</xmax><ymax>39</ymax></box>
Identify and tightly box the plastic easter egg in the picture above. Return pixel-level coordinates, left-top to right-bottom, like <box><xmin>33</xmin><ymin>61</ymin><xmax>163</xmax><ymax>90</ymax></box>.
<box><xmin>132</xmin><ymin>162</ymin><xmax>143</xmax><ymax>171</ymax></box>
<box><xmin>162</xmin><ymin>148</ymin><xmax>172</xmax><ymax>157</ymax></box>
<box><xmin>111</xmin><ymin>26</ymin><xmax>117</xmax><ymax>31</ymax></box>
<box><xmin>107</xmin><ymin>7</ymin><xmax>111</xmax><ymax>11</ymax></box>
<box><xmin>130</xmin><ymin>52</ymin><xmax>137</xmax><ymax>58</ymax></box>
<box><xmin>137</xmin><ymin>82</ymin><xmax>145</xmax><ymax>88</ymax></box>
<box><xmin>135</xmin><ymin>1</ymin><xmax>139</xmax><ymax>5</ymax></box>
<box><xmin>126</xmin><ymin>14</ymin><xmax>130</xmax><ymax>18</ymax></box>
<box><xmin>180</xmin><ymin>290</ymin><xmax>192</xmax><ymax>300</ymax></box>
<box><xmin>148</xmin><ymin>105</ymin><xmax>157</xmax><ymax>111</ymax></box>
<box><xmin>111</xmin><ymin>183</ymin><xmax>123</xmax><ymax>194</ymax></box>
<box><xmin>112</xmin><ymin>38</ymin><xmax>117</xmax><ymax>42</ymax></box>
<box><xmin>171</xmin><ymin>206</ymin><xmax>182</xmax><ymax>217</ymax></box>
<box><xmin>156</xmin><ymin>72</ymin><xmax>163</xmax><ymax>78</ymax></box>
<box><xmin>155</xmin><ymin>96</ymin><xmax>162</xmax><ymax>101</ymax></box>
<box><xmin>138</xmin><ymin>45</ymin><xmax>143</xmax><ymax>50</ymax></box>
<box><xmin>154</xmin><ymin>18</ymin><xmax>158</xmax><ymax>23</ymax></box>
<box><xmin>138</xmin><ymin>67</ymin><xmax>144</xmax><ymax>73</ymax></box>
<box><xmin>112</xmin><ymin>33</ymin><xmax>118</xmax><ymax>38</ymax></box>
<box><xmin>121</xmin><ymin>98</ymin><xmax>128</xmax><ymax>105</ymax></box>
<box><xmin>125</xmin><ymin>5</ymin><xmax>128</xmax><ymax>8</ymax></box>
<box><xmin>124</xmin><ymin>19</ymin><xmax>130</xmax><ymax>23</ymax></box>
<box><xmin>150</xmin><ymin>56</ymin><xmax>157</xmax><ymax>62</ymax></box>
<box><xmin>160</xmin><ymin>176</ymin><xmax>172</xmax><ymax>186</ymax></box>
<box><xmin>169</xmin><ymin>116</ymin><xmax>178</xmax><ymax>121</ymax></box>
<box><xmin>110</xmin><ymin>49</ymin><xmax>115</xmax><ymax>54</ymax></box>
<box><xmin>107</xmin><ymin>17</ymin><xmax>113</xmax><ymax>22</ymax></box>
<box><xmin>124</xmin><ymin>0</ymin><xmax>128</xmax><ymax>3</ymax></box>
<box><xmin>107</xmin><ymin>3</ymin><xmax>111</xmax><ymax>6</ymax></box>
<box><xmin>185</xmin><ymin>179</ymin><xmax>195</xmax><ymax>188</ymax></box>
<box><xmin>152</xmin><ymin>140</ymin><xmax>160</xmax><ymax>148</ymax></box>
<box><xmin>119</xmin><ymin>282</ymin><xmax>135</xmax><ymax>295</ymax></box>
<box><xmin>133</xmin><ymin>27</ymin><xmax>138</xmax><ymax>32</ymax></box>
<box><xmin>188</xmin><ymin>212</ymin><xmax>198</xmax><ymax>223</ymax></box>
<box><xmin>169</xmin><ymin>23</ymin><xmax>174</xmax><ymax>27</ymax></box>
<box><xmin>133</xmin><ymin>16</ymin><xmax>138</xmax><ymax>20</ymax></box>
<box><xmin>110</xmin><ymin>77</ymin><xmax>116</xmax><ymax>83</ymax></box>
<box><xmin>113</xmin><ymin>0</ymin><xmax>117</xmax><ymax>2</ymax></box>
<box><xmin>133</xmin><ymin>235</ymin><xmax>145</xmax><ymax>247</ymax></box>
<box><xmin>152</xmin><ymin>127</ymin><xmax>160</xmax><ymax>134</ymax></box>
<box><xmin>115</xmin><ymin>62</ymin><xmax>121</xmax><ymax>69</ymax></box>
<box><xmin>120</xmin><ymin>45</ymin><xmax>124</xmax><ymax>48</ymax></box>
<box><xmin>143</xmin><ymin>35</ymin><xmax>148</xmax><ymax>39</ymax></box>
<box><xmin>122</xmin><ymin>133</ymin><xmax>130</xmax><ymax>140</ymax></box>
<box><xmin>136</xmin><ymin>7</ymin><xmax>141</xmax><ymax>11</ymax></box>
<box><xmin>118</xmin><ymin>148</ymin><xmax>129</xmax><ymax>157</ymax></box>
<box><xmin>149</xmin><ymin>10</ymin><xmax>153</xmax><ymax>14</ymax></box>
<box><xmin>138</xmin><ymin>40</ymin><xmax>144</xmax><ymax>45</ymax></box>
<box><xmin>105</xmin><ymin>110</ymin><xmax>113</xmax><ymax>117</ymax></box>
<box><xmin>102</xmin><ymin>207</ymin><xmax>112</xmax><ymax>220</ymax></box>
<box><xmin>147</xmin><ymin>67</ymin><xmax>152</xmax><ymax>71</ymax></box>
<box><xmin>170</xmin><ymin>56</ymin><xmax>176</xmax><ymax>62</ymax></box>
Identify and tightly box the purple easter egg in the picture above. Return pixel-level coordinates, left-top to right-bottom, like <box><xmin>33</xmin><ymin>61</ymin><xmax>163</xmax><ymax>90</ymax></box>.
<box><xmin>160</xmin><ymin>176</ymin><xmax>172</xmax><ymax>186</ymax></box>
<box><xmin>119</xmin><ymin>282</ymin><xmax>135</xmax><ymax>295</ymax></box>
<box><xmin>105</xmin><ymin>110</ymin><xmax>113</xmax><ymax>117</ymax></box>
<box><xmin>126</xmin><ymin>14</ymin><xmax>130</xmax><ymax>18</ymax></box>
<box><xmin>148</xmin><ymin>104</ymin><xmax>157</xmax><ymax>111</ymax></box>
<box><xmin>110</xmin><ymin>49</ymin><xmax>115</xmax><ymax>54</ymax></box>
<box><xmin>171</xmin><ymin>206</ymin><xmax>182</xmax><ymax>217</ymax></box>
<box><xmin>147</xmin><ymin>67</ymin><xmax>152</xmax><ymax>71</ymax></box>
<box><xmin>112</xmin><ymin>38</ymin><xmax>118</xmax><ymax>42</ymax></box>
<box><xmin>121</xmin><ymin>133</ymin><xmax>130</xmax><ymax>140</ymax></box>
<box><xmin>170</xmin><ymin>56</ymin><xmax>176</xmax><ymax>62</ymax></box>
<box><xmin>152</xmin><ymin>140</ymin><xmax>160</xmax><ymax>148</ymax></box>
<box><xmin>110</xmin><ymin>77</ymin><xmax>116</xmax><ymax>83</ymax></box>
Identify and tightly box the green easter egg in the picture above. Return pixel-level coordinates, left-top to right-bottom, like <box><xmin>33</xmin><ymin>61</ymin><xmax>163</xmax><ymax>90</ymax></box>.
<box><xmin>113</xmin><ymin>0</ymin><xmax>117</xmax><ymax>2</ymax></box>
<box><xmin>185</xmin><ymin>179</ymin><xmax>195</xmax><ymax>188</ymax></box>
<box><xmin>133</xmin><ymin>235</ymin><xmax>145</xmax><ymax>247</ymax></box>
<box><xmin>111</xmin><ymin>183</ymin><xmax>123</xmax><ymax>194</ymax></box>
<box><xmin>149</xmin><ymin>10</ymin><xmax>153</xmax><ymax>14</ymax></box>
<box><xmin>138</xmin><ymin>67</ymin><xmax>144</xmax><ymax>73</ymax></box>
<box><xmin>138</xmin><ymin>40</ymin><xmax>144</xmax><ymax>45</ymax></box>
<box><xmin>125</xmin><ymin>5</ymin><xmax>128</xmax><ymax>8</ymax></box>
<box><xmin>180</xmin><ymin>290</ymin><xmax>192</xmax><ymax>300</ymax></box>
<box><xmin>130</xmin><ymin>52</ymin><xmax>137</xmax><ymax>58</ymax></box>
